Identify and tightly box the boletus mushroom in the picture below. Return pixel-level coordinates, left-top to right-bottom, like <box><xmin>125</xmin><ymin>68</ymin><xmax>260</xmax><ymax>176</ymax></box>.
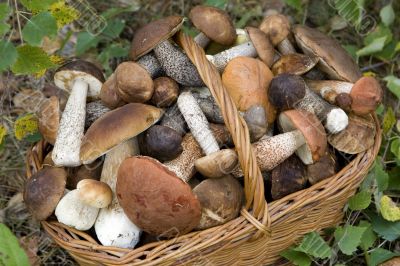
<box><xmin>269</xmin><ymin>73</ymin><xmax>348</xmax><ymax>134</ymax></box>
<box><xmin>85</xmin><ymin>100</ymin><xmax>111</xmax><ymax>129</ymax></box>
<box><xmin>307</xmin><ymin>150</ymin><xmax>338</xmax><ymax>185</ymax></box>
<box><xmin>37</xmin><ymin>96</ymin><xmax>60</xmax><ymax>145</ymax></box>
<box><xmin>305</xmin><ymin>76</ymin><xmax>383</xmax><ymax>115</ymax></box>
<box><xmin>271</xmin><ymin>53</ymin><xmax>319</xmax><ymax>76</ymax></box>
<box><xmin>100</xmin><ymin>73</ymin><xmax>125</xmax><ymax>109</ymax></box>
<box><xmin>150</xmin><ymin>77</ymin><xmax>179</xmax><ymax>108</ymax></box>
<box><xmin>245</xmin><ymin>26</ymin><xmax>275</xmax><ymax>68</ymax></box>
<box><xmin>52</xmin><ymin>60</ymin><xmax>104</xmax><ymax>167</ymax></box>
<box><xmin>76</xmin><ymin>179</ymin><xmax>112</xmax><ymax>208</ymax></box>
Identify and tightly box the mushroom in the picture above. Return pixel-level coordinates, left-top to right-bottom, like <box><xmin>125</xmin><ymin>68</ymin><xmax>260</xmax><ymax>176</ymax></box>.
<box><xmin>243</xmin><ymin>104</ymin><xmax>268</xmax><ymax>142</ymax></box>
<box><xmin>293</xmin><ymin>25</ymin><xmax>362</xmax><ymax>83</ymax></box>
<box><xmin>195</xmin><ymin>149</ymin><xmax>238</xmax><ymax>178</ymax></box>
<box><xmin>271</xmin><ymin>53</ymin><xmax>319</xmax><ymax>76</ymax></box>
<box><xmin>130</xmin><ymin>16</ymin><xmax>203</xmax><ymax>87</ymax></box>
<box><xmin>94</xmin><ymin>139</ymin><xmax>142</xmax><ymax>248</ymax></box>
<box><xmin>305</xmin><ymin>76</ymin><xmax>383</xmax><ymax>115</ymax></box>
<box><xmin>196</xmin><ymin>109</ymin><xmax>327</xmax><ymax>178</ymax></box>
<box><xmin>116</xmin><ymin>155</ymin><xmax>201</xmax><ymax>237</ymax></box>
<box><xmin>80</xmin><ymin>103</ymin><xmax>163</xmax><ymax>164</ymax></box>
<box><xmin>307</xmin><ymin>150</ymin><xmax>338</xmax><ymax>185</ymax></box>
<box><xmin>52</xmin><ymin>60</ymin><xmax>105</xmax><ymax>167</ymax></box>
<box><xmin>271</xmin><ymin>155</ymin><xmax>307</xmax><ymax>200</ymax></box>
<box><xmin>85</xmin><ymin>100</ymin><xmax>110</xmax><ymax>129</ymax></box>
<box><xmin>159</xmin><ymin>104</ymin><xmax>188</xmax><ymax>136</ymax></box>
<box><xmin>190</xmin><ymin>5</ymin><xmax>236</xmax><ymax>48</ymax></box>
<box><xmin>76</xmin><ymin>179</ymin><xmax>112</xmax><ymax>208</ymax></box>
<box><xmin>37</xmin><ymin>96</ymin><xmax>60</xmax><ymax>145</ymax></box>
<box><xmin>190</xmin><ymin>87</ymin><xmax>224</xmax><ymax>124</ymax></box>
<box><xmin>150</xmin><ymin>77</ymin><xmax>179</xmax><ymax>108</ymax></box>
<box><xmin>139</xmin><ymin>125</ymin><xmax>183</xmax><ymax>161</ymax></box>
<box><xmin>245</xmin><ymin>26</ymin><xmax>275</xmax><ymax>68</ymax></box>
<box><xmin>135</xmin><ymin>52</ymin><xmax>164</xmax><ymax>78</ymax></box>
<box><xmin>55</xmin><ymin>189</ymin><xmax>99</xmax><ymax>230</ymax></box>
<box><xmin>23</xmin><ymin>167</ymin><xmax>67</xmax><ymax>221</ymax></box>
<box><xmin>193</xmin><ymin>175</ymin><xmax>243</xmax><ymax>229</ymax></box>
<box><xmin>259</xmin><ymin>14</ymin><xmax>296</xmax><ymax>55</ymax></box>
<box><xmin>328</xmin><ymin>113</ymin><xmax>376</xmax><ymax>154</ymax></box>
<box><xmin>66</xmin><ymin>158</ymin><xmax>103</xmax><ymax>189</ymax></box>
<box><xmin>100</xmin><ymin>73</ymin><xmax>125</xmax><ymax>109</ymax></box>
<box><xmin>335</xmin><ymin>93</ymin><xmax>353</xmax><ymax>113</ymax></box>
<box><xmin>269</xmin><ymin>73</ymin><xmax>348</xmax><ymax>134</ymax></box>
<box><xmin>222</xmin><ymin>56</ymin><xmax>276</xmax><ymax>125</ymax></box>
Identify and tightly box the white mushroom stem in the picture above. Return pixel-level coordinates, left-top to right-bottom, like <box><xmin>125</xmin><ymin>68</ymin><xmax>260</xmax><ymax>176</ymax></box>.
<box><xmin>177</xmin><ymin>91</ymin><xmax>219</xmax><ymax>155</ymax></box>
<box><xmin>52</xmin><ymin>79</ymin><xmax>88</xmax><ymax>167</ymax></box>
<box><xmin>136</xmin><ymin>53</ymin><xmax>164</xmax><ymax>78</ymax></box>
<box><xmin>194</xmin><ymin>32</ymin><xmax>210</xmax><ymax>48</ymax></box>
<box><xmin>278</xmin><ymin>38</ymin><xmax>296</xmax><ymax>55</ymax></box>
<box><xmin>94</xmin><ymin>139</ymin><xmax>142</xmax><ymax>248</ymax></box>
<box><xmin>195</xmin><ymin>28</ymin><xmax>249</xmax><ymax>48</ymax></box>
<box><xmin>207</xmin><ymin>42</ymin><xmax>258</xmax><ymax>72</ymax></box>
<box><xmin>295</xmin><ymin>87</ymin><xmax>348</xmax><ymax>134</ymax></box>
<box><xmin>306</xmin><ymin>80</ymin><xmax>353</xmax><ymax>104</ymax></box>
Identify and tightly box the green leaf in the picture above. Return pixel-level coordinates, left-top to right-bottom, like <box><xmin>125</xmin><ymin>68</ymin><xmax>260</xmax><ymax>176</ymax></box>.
<box><xmin>280</xmin><ymin>249</ymin><xmax>311</xmax><ymax>266</ymax></box>
<box><xmin>380</xmin><ymin>4</ymin><xmax>395</xmax><ymax>26</ymax></box>
<box><xmin>101</xmin><ymin>5</ymin><xmax>140</xmax><ymax>19</ymax></box>
<box><xmin>75</xmin><ymin>32</ymin><xmax>100</xmax><ymax>56</ymax></box>
<box><xmin>384</xmin><ymin>75</ymin><xmax>400</xmax><ymax>99</ymax></box>
<box><xmin>284</xmin><ymin>0</ymin><xmax>303</xmax><ymax>12</ymax></box>
<box><xmin>22</xmin><ymin>12</ymin><xmax>57</xmax><ymax>46</ymax></box>
<box><xmin>0</xmin><ymin>223</ymin><xmax>30</xmax><ymax>266</ymax></box>
<box><xmin>332</xmin><ymin>0</ymin><xmax>364</xmax><ymax>28</ymax></box>
<box><xmin>382</xmin><ymin>107</ymin><xmax>396</xmax><ymax>134</ymax></box>
<box><xmin>391</xmin><ymin>138</ymin><xmax>400</xmax><ymax>160</ymax></box>
<box><xmin>375</xmin><ymin>161</ymin><xmax>389</xmax><ymax>192</ymax></box>
<box><xmin>356</xmin><ymin>36</ymin><xmax>387</xmax><ymax>57</ymax></box>
<box><xmin>20</xmin><ymin>0</ymin><xmax>57</xmax><ymax>12</ymax></box>
<box><xmin>98</xmin><ymin>43</ymin><xmax>129</xmax><ymax>75</ymax></box>
<box><xmin>363</xmin><ymin>24</ymin><xmax>392</xmax><ymax>46</ymax></box>
<box><xmin>376</xmin><ymin>40</ymin><xmax>399</xmax><ymax>61</ymax></box>
<box><xmin>348</xmin><ymin>191</ymin><xmax>371</xmax><ymax>210</ymax></box>
<box><xmin>380</xmin><ymin>195</ymin><xmax>400</xmax><ymax>222</ymax></box>
<box><xmin>293</xmin><ymin>232</ymin><xmax>331</xmax><ymax>259</ymax></box>
<box><xmin>0</xmin><ymin>40</ymin><xmax>17</xmax><ymax>71</ymax></box>
<box><xmin>0</xmin><ymin>3</ymin><xmax>10</xmax><ymax>20</ymax></box>
<box><xmin>371</xmin><ymin>212</ymin><xmax>400</xmax><ymax>241</ymax></box>
<box><xmin>101</xmin><ymin>19</ymin><xmax>125</xmax><ymax>39</ymax></box>
<box><xmin>388</xmin><ymin>167</ymin><xmax>400</xmax><ymax>190</ymax></box>
<box><xmin>358</xmin><ymin>221</ymin><xmax>376</xmax><ymax>251</ymax></box>
<box><xmin>343</xmin><ymin>44</ymin><xmax>358</xmax><ymax>60</ymax></box>
<box><xmin>334</xmin><ymin>225</ymin><xmax>366</xmax><ymax>255</ymax></box>
<box><xmin>0</xmin><ymin>22</ymin><xmax>9</xmax><ymax>36</ymax></box>
<box><xmin>204</xmin><ymin>0</ymin><xmax>228</xmax><ymax>9</ymax></box>
<box><xmin>49</xmin><ymin>1</ymin><xmax>80</xmax><ymax>28</ymax></box>
<box><xmin>11</xmin><ymin>45</ymin><xmax>56</xmax><ymax>75</ymax></box>
<box><xmin>369</xmin><ymin>248</ymin><xmax>398</xmax><ymax>266</ymax></box>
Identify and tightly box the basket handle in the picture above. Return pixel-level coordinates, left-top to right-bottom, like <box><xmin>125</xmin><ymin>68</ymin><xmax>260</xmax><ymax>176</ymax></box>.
<box><xmin>178</xmin><ymin>32</ymin><xmax>271</xmax><ymax>236</ymax></box>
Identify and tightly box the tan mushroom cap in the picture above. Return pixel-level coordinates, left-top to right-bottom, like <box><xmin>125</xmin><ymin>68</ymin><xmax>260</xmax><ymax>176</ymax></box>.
<box><xmin>328</xmin><ymin>113</ymin><xmax>375</xmax><ymax>154</ymax></box>
<box><xmin>23</xmin><ymin>167</ymin><xmax>67</xmax><ymax>221</ymax></box>
<box><xmin>271</xmin><ymin>53</ymin><xmax>319</xmax><ymax>76</ymax></box>
<box><xmin>350</xmin><ymin>76</ymin><xmax>382</xmax><ymax>115</ymax></box>
<box><xmin>245</xmin><ymin>26</ymin><xmax>275</xmax><ymax>67</ymax></box>
<box><xmin>150</xmin><ymin>77</ymin><xmax>179</xmax><ymax>108</ymax></box>
<box><xmin>189</xmin><ymin>5</ymin><xmax>236</xmax><ymax>46</ymax></box>
<box><xmin>195</xmin><ymin>149</ymin><xmax>238</xmax><ymax>178</ymax></box>
<box><xmin>279</xmin><ymin>109</ymin><xmax>327</xmax><ymax>164</ymax></box>
<box><xmin>115</xmin><ymin>62</ymin><xmax>154</xmax><ymax>103</ymax></box>
<box><xmin>100</xmin><ymin>74</ymin><xmax>125</xmax><ymax>109</ymax></box>
<box><xmin>77</xmin><ymin>179</ymin><xmax>112</xmax><ymax>208</ymax></box>
<box><xmin>116</xmin><ymin>156</ymin><xmax>201</xmax><ymax>237</ymax></box>
<box><xmin>80</xmin><ymin>103</ymin><xmax>163</xmax><ymax>163</ymax></box>
<box><xmin>130</xmin><ymin>16</ymin><xmax>184</xmax><ymax>60</ymax></box>
<box><xmin>293</xmin><ymin>25</ymin><xmax>362</xmax><ymax>83</ymax></box>
<box><xmin>38</xmin><ymin>96</ymin><xmax>60</xmax><ymax>145</ymax></box>
<box><xmin>222</xmin><ymin>56</ymin><xmax>276</xmax><ymax>124</ymax></box>
<box><xmin>259</xmin><ymin>14</ymin><xmax>290</xmax><ymax>46</ymax></box>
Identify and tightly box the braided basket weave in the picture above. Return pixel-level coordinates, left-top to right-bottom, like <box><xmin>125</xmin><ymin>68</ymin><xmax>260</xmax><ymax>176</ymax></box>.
<box><xmin>26</xmin><ymin>32</ymin><xmax>382</xmax><ymax>265</ymax></box>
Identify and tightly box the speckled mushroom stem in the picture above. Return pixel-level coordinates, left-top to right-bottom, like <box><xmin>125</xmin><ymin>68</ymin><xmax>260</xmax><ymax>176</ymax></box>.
<box><xmin>194</xmin><ymin>32</ymin><xmax>210</xmax><ymax>48</ymax></box>
<box><xmin>85</xmin><ymin>101</ymin><xmax>110</xmax><ymax>129</ymax></box>
<box><xmin>277</xmin><ymin>38</ymin><xmax>296</xmax><ymax>55</ymax></box>
<box><xmin>305</xmin><ymin>79</ymin><xmax>353</xmax><ymax>104</ymax></box>
<box><xmin>189</xmin><ymin>87</ymin><xmax>224</xmax><ymax>124</ymax></box>
<box><xmin>295</xmin><ymin>87</ymin><xmax>348</xmax><ymax>134</ymax></box>
<box><xmin>136</xmin><ymin>53</ymin><xmax>164</xmax><ymax>78</ymax></box>
<box><xmin>160</xmin><ymin>104</ymin><xmax>188</xmax><ymax>135</ymax></box>
<box><xmin>177</xmin><ymin>91</ymin><xmax>220</xmax><ymax>155</ymax></box>
<box><xmin>154</xmin><ymin>40</ymin><xmax>204</xmax><ymax>86</ymax></box>
<box><xmin>207</xmin><ymin>42</ymin><xmax>257</xmax><ymax>72</ymax></box>
<box><xmin>52</xmin><ymin>79</ymin><xmax>87</xmax><ymax>167</ymax></box>
<box><xmin>231</xmin><ymin>130</ymin><xmax>305</xmax><ymax>177</ymax></box>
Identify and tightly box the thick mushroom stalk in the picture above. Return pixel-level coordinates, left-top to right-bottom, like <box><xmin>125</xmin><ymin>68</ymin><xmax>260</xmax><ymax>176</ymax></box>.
<box><xmin>136</xmin><ymin>53</ymin><xmax>164</xmax><ymax>78</ymax></box>
<box><xmin>94</xmin><ymin>140</ymin><xmax>141</xmax><ymax>248</ymax></box>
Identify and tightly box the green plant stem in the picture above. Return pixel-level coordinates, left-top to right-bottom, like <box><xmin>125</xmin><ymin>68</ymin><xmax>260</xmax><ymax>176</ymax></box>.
<box><xmin>13</xmin><ymin>0</ymin><xmax>23</xmax><ymax>44</ymax></box>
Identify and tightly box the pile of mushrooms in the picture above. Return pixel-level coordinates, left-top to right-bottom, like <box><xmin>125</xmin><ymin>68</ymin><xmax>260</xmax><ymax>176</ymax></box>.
<box><xmin>25</xmin><ymin>5</ymin><xmax>381</xmax><ymax>248</ymax></box>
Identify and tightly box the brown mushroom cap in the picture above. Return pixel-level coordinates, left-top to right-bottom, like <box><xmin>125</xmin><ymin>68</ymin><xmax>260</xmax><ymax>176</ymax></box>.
<box><xmin>116</xmin><ymin>156</ymin><xmax>201</xmax><ymax>237</ymax></box>
<box><xmin>115</xmin><ymin>62</ymin><xmax>154</xmax><ymax>103</ymax></box>
<box><xmin>38</xmin><ymin>96</ymin><xmax>60</xmax><ymax>145</ymax></box>
<box><xmin>350</xmin><ymin>77</ymin><xmax>382</xmax><ymax>115</ymax></box>
<box><xmin>66</xmin><ymin>159</ymin><xmax>103</xmax><ymax>189</ymax></box>
<box><xmin>268</xmin><ymin>73</ymin><xmax>306</xmax><ymax>111</ymax></box>
<box><xmin>222</xmin><ymin>56</ymin><xmax>276</xmax><ymax>124</ymax></box>
<box><xmin>293</xmin><ymin>25</ymin><xmax>362</xmax><ymax>83</ymax></box>
<box><xmin>328</xmin><ymin>113</ymin><xmax>375</xmax><ymax>154</ymax></box>
<box><xmin>80</xmin><ymin>103</ymin><xmax>163</xmax><ymax>163</ymax></box>
<box><xmin>130</xmin><ymin>16</ymin><xmax>184</xmax><ymax>60</ymax></box>
<box><xmin>100</xmin><ymin>74</ymin><xmax>125</xmax><ymax>109</ymax></box>
<box><xmin>307</xmin><ymin>151</ymin><xmax>338</xmax><ymax>185</ymax></box>
<box><xmin>271</xmin><ymin>155</ymin><xmax>307</xmax><ymax>200</ymax></box>
<box><xmin>279</xmin><ymin>109</ymin><xmax>327</xmax><ymax>164</ymax></box>
<box><xmin>245</xmin><ymin>26</ymin><xmax>275</xmax><ymax>67</ymax></box>
<box><xmin>189</xmin><ymin>5</ymin><xmax>236</xmax><ymax>46</ymax></box>
<box><xmin>193</xmin><ymin>175</ymin><xmax>243</xmax><ymax>230</ymax></box>
<box><xmin>54</xmin><ymin>60</ymin><xmax>105</xmax><ymax>97</ymax></box>
<box><xmin>77</xmin><ymin>179</ymin><xmax>112</xmax><ymax>208</ymax></box>
<box><xmin>259</xmin><ymin>14</ymin><xmax>290</xmax><ymax>46</ymax></box>
<box><xmin>335</xmin><ymin>93</ymin><xmax>353</xmax><ymax>112</ymax></box>
<box><xmin>271</xmin><ymin>53</ymin><xmax>319</xmax><ymax>76</ymax></box>
<box><xmin>195</xmin><ymin>149</ymin><xmax>238</xmax><ymax>178</ymax></box>
<box><xmin>23</xmin><ymin>167</ymin><xmax>67</xmax><ymax>221</ymax></box>
<box><xmin>150</xmin><ymin>77</ymin><xmax>179</xmax><ymax>108</ymax></box>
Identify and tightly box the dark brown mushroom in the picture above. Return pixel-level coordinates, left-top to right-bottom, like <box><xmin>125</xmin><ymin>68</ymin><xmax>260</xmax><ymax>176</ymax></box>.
<box><xmin>150</xmin><ymin>77</ymin><xmax>179</xmax><ymax>108</ymax></box>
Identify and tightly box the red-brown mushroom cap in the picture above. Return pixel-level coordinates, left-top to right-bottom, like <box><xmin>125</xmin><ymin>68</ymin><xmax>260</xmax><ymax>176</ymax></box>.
<box><xmin>245</xmin><ymin>26</ymin><xmax>275</xmax><ymax>67</ymax></box>
<box><xmin>259</xmin><ymin>14</ymin><xmax>291</xmax><ymax>46</ymax></box>
<box><xmin>350</xmin><ymin>76</ymin><xmax>382</xmax><ymax>115</ymax></box>
<box><xmin>116</xmin><ymin>156</ymin><xmax>201</xmax><ymax>237</ymax></box>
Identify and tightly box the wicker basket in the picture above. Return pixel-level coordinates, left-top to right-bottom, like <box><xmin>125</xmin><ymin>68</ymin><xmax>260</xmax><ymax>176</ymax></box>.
<box><xmin>26</xmin><ymin>33</ymin><xmax>382</xmax><ymax>266</ymax></box>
